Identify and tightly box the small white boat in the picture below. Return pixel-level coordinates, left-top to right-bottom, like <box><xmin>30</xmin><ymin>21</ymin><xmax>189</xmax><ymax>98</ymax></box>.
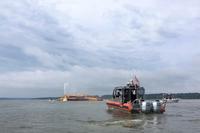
<box><xmin>162</xmin><ymin>94</ymin><xmax>179</xmax><ymax>103</ymax></box>
<box><xmin>162</xmin><ymin>98</ymin><xmax>179</xmax><ymax>103</ymax></box>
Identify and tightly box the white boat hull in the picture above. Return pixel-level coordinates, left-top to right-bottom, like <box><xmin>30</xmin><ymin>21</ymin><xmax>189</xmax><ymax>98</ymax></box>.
<box><xmin>163</xmin><ymin>99</ymin><xmax>179</xmax><ymax>103</ymax></box>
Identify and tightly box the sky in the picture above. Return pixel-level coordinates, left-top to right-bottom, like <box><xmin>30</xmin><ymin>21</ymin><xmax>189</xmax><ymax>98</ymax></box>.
<box><xmin>0</xmin><ymin>0</ymin><xmax>200</xmax><ymax>97</ymax></box>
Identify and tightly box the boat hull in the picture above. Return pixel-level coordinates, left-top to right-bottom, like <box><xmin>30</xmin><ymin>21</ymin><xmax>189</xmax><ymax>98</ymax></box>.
<box><xmin>106</xmin><ymin>100</ymin><xmax>140</xmax><ymax>113</ymax></box>
<box><xmin>106</xmin><ymin>100</ymin><xmax>166</xmax><ymax>114</ymax></box>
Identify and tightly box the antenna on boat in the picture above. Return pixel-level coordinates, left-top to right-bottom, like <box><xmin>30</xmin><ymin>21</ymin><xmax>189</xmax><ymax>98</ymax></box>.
<box><xmin>64</xmin><ymin>83</ymin><xmax>69</xmax><ymax>95</ymax></box>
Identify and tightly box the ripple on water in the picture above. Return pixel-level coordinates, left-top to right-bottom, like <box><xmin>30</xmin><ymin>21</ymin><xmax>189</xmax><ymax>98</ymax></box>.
<box><xmin>99</xmin><ymin>119</ymin><xmax>144</xmax><ymax>128</ymax></box>
<box><xmin>186</xmin><ymin>119</ymin><xmax>200</xmax><ymax>123</ymax></box>
<box><xmin>78</xmin><ymin>117</ymin><xmax>145</xmax><ymax>129</ymax></box>
<box><xmin>19</xmin><ymin>125</ymin><xmax>33</xmax><ymax>129</ymax></box>
<box><xmin>165</xmin><ymin>114</ymin><xmax>183</xmax><ymax>117</ymax></box>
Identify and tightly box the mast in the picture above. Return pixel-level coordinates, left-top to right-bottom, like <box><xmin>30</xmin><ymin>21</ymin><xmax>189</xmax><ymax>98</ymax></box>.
<box><xmin>64</xmin><ymin>83</ymin><xmax>68</xmax><ymax>95</ymax></box>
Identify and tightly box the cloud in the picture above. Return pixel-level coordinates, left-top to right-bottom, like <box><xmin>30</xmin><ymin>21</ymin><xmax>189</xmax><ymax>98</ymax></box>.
<box><xmin>0</xmin><ymin>0</ymin><xmax>200</xmax><ymax>97</ymax></box>
<box><xmin>0</xmin><ymin>65</ymin><xmax>199</xmax><ymax>97</ymax></box>
<box><xmin>0</xmin><ymin>66</ymin><xmax>131</xmax><ymax>97</ymax></box>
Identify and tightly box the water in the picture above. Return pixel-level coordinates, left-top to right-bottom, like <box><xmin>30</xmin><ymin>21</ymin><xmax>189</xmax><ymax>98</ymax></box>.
<box><xmin>0</xmin><ymin>100</ymin><xmax>200</xmax><ymax>133</ymax></box>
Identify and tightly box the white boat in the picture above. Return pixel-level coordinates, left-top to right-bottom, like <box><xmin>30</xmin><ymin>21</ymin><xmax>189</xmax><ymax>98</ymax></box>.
<box><xmin>162</xmin><ymin>94</ymin><xmax>179</xmax><ymax>103</ymax></box>
<box><xmin>162</xmin><ymin>98</ymin><xmax>179</xmax><ymax>103</ymax></box>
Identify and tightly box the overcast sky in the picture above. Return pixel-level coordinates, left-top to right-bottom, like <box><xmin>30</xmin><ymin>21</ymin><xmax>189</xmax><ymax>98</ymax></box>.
<box><xmin>0</xmin><ymin>0</ymin><xmax>200</xmax><ymax>97</ymax></box>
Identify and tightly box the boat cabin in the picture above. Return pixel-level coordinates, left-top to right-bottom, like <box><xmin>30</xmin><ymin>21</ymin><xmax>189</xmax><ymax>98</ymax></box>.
<box><xmin>112</xmin><ymin>82</ymin><xmax>145</xmax><ymax>103</ymax></box>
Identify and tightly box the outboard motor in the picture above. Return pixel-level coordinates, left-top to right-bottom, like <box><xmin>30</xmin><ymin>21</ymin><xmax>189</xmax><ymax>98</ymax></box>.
<box><xmin>141</xmin><ymin>101</ymin><xmax>153</xmax><ymax>113</ymax></box>
<box><xmin>152</xmin><ymin>100</ymin><xmax>162</xmax><ymax>113</ymax></box>
<box><xmin>132</xmin><ymin>99</ymin><xmax>141</xmax><ymax>113</ymax></box>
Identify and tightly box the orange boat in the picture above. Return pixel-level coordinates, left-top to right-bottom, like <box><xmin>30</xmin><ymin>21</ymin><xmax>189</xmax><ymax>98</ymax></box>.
<box><xmin>106</xmin><ymin>100</ymin><xmax>136</xmax><ymax>113</ymax></box>
<box><xmin>106</xmin><ymin>76</ymin><xmax>166</xmax><ymax>113</ymax></box>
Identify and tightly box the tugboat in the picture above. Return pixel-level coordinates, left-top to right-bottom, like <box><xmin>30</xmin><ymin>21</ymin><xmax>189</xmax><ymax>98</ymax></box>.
<box><xmin>106</xmin><ymin>76</ymin><xmax>166</xmax><ymax>113</ymax></box>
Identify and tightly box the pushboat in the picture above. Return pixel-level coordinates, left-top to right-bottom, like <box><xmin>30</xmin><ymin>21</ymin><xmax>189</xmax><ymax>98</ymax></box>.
<box><xmin>106</xmin><ymin>76</ymin><xmax>166</xmax><ymax>113</ymax></box>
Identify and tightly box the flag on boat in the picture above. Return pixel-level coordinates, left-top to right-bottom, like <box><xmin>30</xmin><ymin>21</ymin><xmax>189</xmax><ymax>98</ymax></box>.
<box><xmin>132</xmin><ymin>76</ymin><xmax>140</xmax><ymax>87</ymax></box>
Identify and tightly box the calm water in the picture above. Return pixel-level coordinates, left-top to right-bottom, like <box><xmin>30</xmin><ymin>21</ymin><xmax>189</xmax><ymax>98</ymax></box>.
<box><xmin>0</xmin><ymin>99</ymin><xmax>200</xmax><ymax>133</ymax></box>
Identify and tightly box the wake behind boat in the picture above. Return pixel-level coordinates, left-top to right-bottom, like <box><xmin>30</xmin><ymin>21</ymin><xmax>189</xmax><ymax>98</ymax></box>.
<box><xmin>106</xmin><ymin>76</ymin><xmax>166</xmax><ymax>114</ymax></box>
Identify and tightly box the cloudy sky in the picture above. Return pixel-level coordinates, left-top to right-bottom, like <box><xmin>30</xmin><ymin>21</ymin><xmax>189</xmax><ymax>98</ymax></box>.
<box><xmin>0</xmin><ymin>0</ymin><xmax>200</xmax><ymax>97</ymax></box>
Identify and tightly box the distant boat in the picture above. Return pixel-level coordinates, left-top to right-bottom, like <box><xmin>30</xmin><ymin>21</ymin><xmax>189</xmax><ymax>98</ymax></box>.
<box><xmin>162</xmin><ymin>94</ymin><xmax>179</xmax><ymax>103</ymax></box>
<box><xmin>48</xmin><ymin>98</ymin><xmax>55</xmax><ymax>102</ymax></box>
<box><xmin>163</xmin><ymin>98</ymin><xmax>179</xmax><ymax>103</ymax></box>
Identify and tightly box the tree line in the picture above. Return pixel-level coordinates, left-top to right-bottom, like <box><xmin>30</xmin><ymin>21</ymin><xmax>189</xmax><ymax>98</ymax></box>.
<box><xmin>101</xmin><ymin>93</ymin><xmax>200</xmax><ymax>100</ymax></box>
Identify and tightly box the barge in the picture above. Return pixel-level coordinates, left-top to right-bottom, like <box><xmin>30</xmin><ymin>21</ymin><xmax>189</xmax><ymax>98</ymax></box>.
<box><xmin>59</xmin><ymin>95</ymin><xmax>102</xmax><ymax>102</ymax></box>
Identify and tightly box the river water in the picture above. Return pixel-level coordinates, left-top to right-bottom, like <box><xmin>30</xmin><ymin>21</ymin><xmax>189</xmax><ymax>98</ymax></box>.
<box><xmin>0</xmin><ymin>99</ymin><xmax>200</xmax><ymax>133</ymax></box>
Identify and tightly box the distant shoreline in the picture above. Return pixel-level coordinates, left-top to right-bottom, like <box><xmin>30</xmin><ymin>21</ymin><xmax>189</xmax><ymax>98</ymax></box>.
<box><xmin>0</xmin><ymin>97</ymin><xmax>58</xmax><ymax>100</ymax></box>
<box><xmin>0</xmin><ymin>93</ymin><xmax>200</xmax><ymax>100</ymax></box>
<box><xmin>102</xmin><ymin>92</ymin><xmax>200</xmax><ymax>100</ymax></box>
